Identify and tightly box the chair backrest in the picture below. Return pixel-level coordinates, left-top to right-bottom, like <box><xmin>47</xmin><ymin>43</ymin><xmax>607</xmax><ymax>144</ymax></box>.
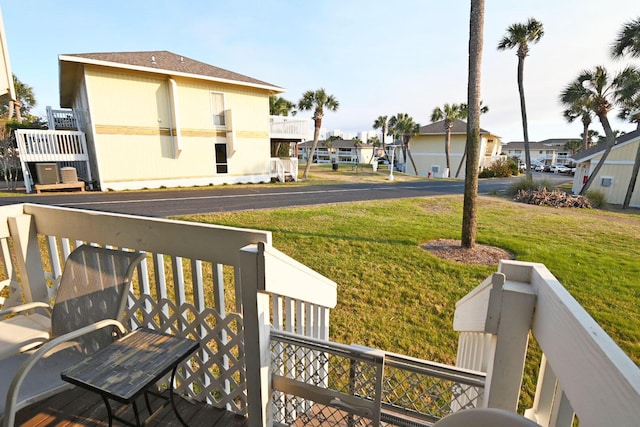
<box><xmin>51</xmin><ymin>245</ymin><xmax>145</xmax><ymax>351</ymax></box>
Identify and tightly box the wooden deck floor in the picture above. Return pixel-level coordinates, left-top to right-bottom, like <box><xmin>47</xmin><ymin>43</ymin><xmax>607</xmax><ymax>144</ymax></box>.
<box><xmin>15</xmin><ymin>387</ymin><xmax>248</xmax><ymax>427</ymax></box>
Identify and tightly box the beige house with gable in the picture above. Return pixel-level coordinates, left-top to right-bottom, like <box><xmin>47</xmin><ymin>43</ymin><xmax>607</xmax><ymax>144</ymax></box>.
<box><xmin>406</xmin><ymin>119</ymin><xmax>503</xmax><ymax>178</ymax></box>
<box><xmin>54</xmin><ymin>50</ymin><xmax>284</xmax><ymax>191</ymax></box>
<box><xmin>571</xmin><ymin>128</ymin><xmax>640</xmax><ymax>207</ymax></box>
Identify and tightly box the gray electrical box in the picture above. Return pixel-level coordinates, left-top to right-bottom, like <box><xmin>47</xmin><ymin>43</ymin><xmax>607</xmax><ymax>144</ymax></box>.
<box><xmin>60</xmin><ymin>167</ymin><xmax>78</xmax><ymax>183</ymax></box>
<box><xmin>35</xmin><ymin>163</ymin><xmax>60</xmax><ymax>185</ymax></box>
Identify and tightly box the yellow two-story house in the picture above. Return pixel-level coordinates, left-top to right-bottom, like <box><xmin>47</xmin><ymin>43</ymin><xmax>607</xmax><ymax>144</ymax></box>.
<box><xmin>406</xmin><ymin>119</ymin><xmax>502</xmax><ymax>178</ymax></box>
<box><xmin>58</xmin><ymin>50</ymin><xmax>283</xmax><ymax>191</ymax></box>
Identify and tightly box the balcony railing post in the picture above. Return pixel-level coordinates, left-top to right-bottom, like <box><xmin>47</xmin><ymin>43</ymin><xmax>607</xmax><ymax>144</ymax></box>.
<box><xmin>524</xmin><ymin>355</ymin><xmax>575</xmax><ymax>427</ymax></box>
<box><xmin>240</xmin><ymin>243</ymin><xmax>272</xmax><ymax>427</ymax></box>
<box><xmin>454</xmin><ymin>270</ymin><xmax>536</xmax><ymax>412</ymax></box>
<box><xmin>7</xmin><ymin>214</ymin><xmax>48</xmax><ymax>305</ymax></box>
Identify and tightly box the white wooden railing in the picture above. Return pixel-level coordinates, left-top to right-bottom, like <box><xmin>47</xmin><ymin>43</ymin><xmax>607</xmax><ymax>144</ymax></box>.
<box><xmin>454</xmin><ymin>260</ymin><xmax>640</xmax><ymax>427</ymax></box>
<box><xmin>269</xmin><ymin>116</ymin><xmax>310</xmax><ymax>140</ymax></box>
<box><xmin>14</xmin><ymin>129</ymin><xmax>92</xmax><ymax>192</ymax></box>
<box><xmin>0</xmin><ymin>204</ymin><xmax>335</xmax><ymax>427</ymax></box>
<box><xmin>46</xmin><ymin>106</ymin><xmax>83</xmax><ymax>131</ymax></box>
<box><xmin>3</xmin><ymin>205</ymin><xmax>636</xmax><ymax>426</ymax></box>
<box><xmin>270</xmin><ymin>157</ymin><xmax>298</xmax><ymax>182</ymax></box>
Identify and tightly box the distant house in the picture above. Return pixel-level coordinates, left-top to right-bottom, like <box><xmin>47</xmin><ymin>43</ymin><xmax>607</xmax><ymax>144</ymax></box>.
<box><xmin>298</xmin><ymin>139</ymin><xmax>376</xmax><ymax>164</ymax></box>
<box><xmin>571</xmin><ymin>129</ymin><xmax>640</xmax><ymax>207</ymax></box>
<box><xmin>42</xmin><ymin>50</ymin><xmax>286</xmax><ymax>191</ymax></box>
<box><xmin>406</xmin><ymin>119</ymin><xmax>502</xmax><ymax>178</ymax></box>
<box><xmin>502</xmin><ymin>139</ymin><xmax>575</xmax><ymax>166</ymax></box>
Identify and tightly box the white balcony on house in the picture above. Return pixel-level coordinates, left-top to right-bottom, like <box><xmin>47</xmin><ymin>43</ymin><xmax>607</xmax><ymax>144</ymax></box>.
<box><xmin>270</xmin><ymin>157</ymin><xmax>298</xmax><ymax>182</ymax></box>
<box><xmin>1</xmin><ymin>204</ymin><xmax>638</xmax><ymax>427</ymax></box>
<box><xmin>15</xmin><ymin>107</ymin><xmax>93</xmax><ymax>193</ymax></box>
<box><xmin>269</xmin><ymin>116</ymin><xmax>311</xmax><ymax>141</ymax></box>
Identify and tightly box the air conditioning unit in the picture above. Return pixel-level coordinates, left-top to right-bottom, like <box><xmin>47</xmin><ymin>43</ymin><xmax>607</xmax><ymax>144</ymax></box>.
<box><xmin>35</xmin><ymin>163</ymin><xmax>60</xmax><ymax>185</ymax></box>
<box><xmin>60</xmin><ymin>167</ymin><xmax>78</xmax><ymax>183</ymax></box>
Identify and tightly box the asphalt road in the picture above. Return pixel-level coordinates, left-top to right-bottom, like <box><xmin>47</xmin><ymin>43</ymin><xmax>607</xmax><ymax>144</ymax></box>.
<box><xmin>0</xmin><ymin>175</ymin><xmax>571</xmax><ymax>217</ymax></box>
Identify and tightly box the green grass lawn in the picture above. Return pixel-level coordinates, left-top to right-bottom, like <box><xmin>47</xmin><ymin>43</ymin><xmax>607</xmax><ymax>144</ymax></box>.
<box><xmin>180</xmin><ymin>195</ymin><xmax>640</xmax><ymax>369</ymax></box>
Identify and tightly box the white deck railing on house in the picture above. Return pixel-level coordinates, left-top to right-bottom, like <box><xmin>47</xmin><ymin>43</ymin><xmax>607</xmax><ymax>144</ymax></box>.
<box><xmin>269</xmin><ymin>116</ymin><xmax>310</xmax><ymax>140</ymax></box>
<box><xmin>46</xmin><ymin>106</ymin><xmax>83</xmax><ymax>131</ymax></box>
<box><xmin>0</xmin><ymin>203</ymin><xmax>336</xmax><ymax>426</ymax></box>
<box><xmin>270</xmin><ymin>157</ymin><xmax>298</xmax><ymax>182</ymax></box>
<box><xmin>2</xmin><ymin>204</ymin><xmax>637</xmax><ymax>427</ymax></box>
<box><xmin>14</xmin><ymin>129</ymin><xmax>92</xmax><ymax>193</ymax></box>
<box><xmin>454</xmin><ymin>260</ymin><xmax>640</xmax><ymax>427</ymax></box>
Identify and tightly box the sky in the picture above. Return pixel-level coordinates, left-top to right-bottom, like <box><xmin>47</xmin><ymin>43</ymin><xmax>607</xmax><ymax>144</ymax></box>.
<box><xmin>1</xmin><ymin>0</ymin><xmax>638</xmax><ymax>142</ymax></box>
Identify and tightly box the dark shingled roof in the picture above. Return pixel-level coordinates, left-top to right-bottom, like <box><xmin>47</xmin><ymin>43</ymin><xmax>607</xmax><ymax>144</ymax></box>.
<box><xmin>502</xmin><ymin>141</ymin><xmax>565</xmax><ymax>151</ymax></box>
<box><xmin>572</xmin><ymin>128</ymin><xmax>640</xmax><ymax>162</ymax></box>
<box><xmin>60</xmin><ymin>50</ymin><xmax>282</xmax><ymax>90</ymax></box>
<box><xmin>419</xmin><ymin>119</ymin><xmax>491</xmax><ymax>135</ymax></box>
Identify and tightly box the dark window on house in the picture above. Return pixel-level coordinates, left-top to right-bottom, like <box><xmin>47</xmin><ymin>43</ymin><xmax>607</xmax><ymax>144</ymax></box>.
<box><xmin>215</xmin><ymin>143</ymin><xmax>228</xmax><ymax>174</ymax></box>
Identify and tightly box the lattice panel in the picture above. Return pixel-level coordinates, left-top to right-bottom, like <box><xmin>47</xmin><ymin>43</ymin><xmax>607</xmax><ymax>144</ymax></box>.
<box><xmin>125</xmin><ymin>295</ymin><xmax>247</xmax><ymax>415</ymax></box>
<box><xmin>382</xmin><ymin>364</ymin><xmax>484</xmax><ymax>422</ymax></box>
<box><xmin>273</xmin><ymin>394</ymin><xmax>375</xmax><ymax>427</ymax></box>
<box><xmin>272</xmin><ymin>339</ymin><xmax>381</xmax><ymax>426</ymax></box>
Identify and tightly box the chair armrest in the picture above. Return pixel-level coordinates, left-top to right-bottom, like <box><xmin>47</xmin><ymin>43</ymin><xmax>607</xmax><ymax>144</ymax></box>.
<box><xmin>2</xmin><ymin>319</ymin><xmax>127</xmax><ymax>427</ymax></box>
<box><xmin>0</xmin><ymin>302</ymin><xmax>51</xmax><ymax>318</ymax></box>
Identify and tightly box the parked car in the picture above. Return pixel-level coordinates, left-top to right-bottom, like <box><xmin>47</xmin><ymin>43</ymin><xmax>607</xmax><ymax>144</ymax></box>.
<box><xmin>531</xmin><ymin>161</ymin><xmax>545</xmax><ymax>171</ymax></box>
<box><xmin>549</xmin><ymin>164</ymin><xmax>569</xmax><ymax>174</ymax></box>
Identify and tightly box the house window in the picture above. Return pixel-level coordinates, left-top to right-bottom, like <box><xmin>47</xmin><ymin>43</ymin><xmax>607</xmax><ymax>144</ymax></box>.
<box><xmin>211</xmin><ymin>92</ymin><xmax>225</xmax><ymax>127</ymax></box>
<box><xmin>215</xmin><ymin>143</ymin><xmax>228</xmax><ymax>174</ymax></box>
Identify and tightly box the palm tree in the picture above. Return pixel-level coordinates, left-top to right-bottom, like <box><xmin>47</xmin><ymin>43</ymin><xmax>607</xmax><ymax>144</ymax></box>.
<box><xmin>367</xmin><ymin>135</ymin><xmax>380</xmax><ymax>163</ymax></box>
<box><xmin>611</xmin><ymin>17</ymin><xmax>640</xmax><ymax>58</ymax></box>
<box><xmin>564</xmin><ymin>139</ymin><xmax>582</xmax><ymax>156</ymax></box>
<box><xmin>431</xmin><ymin>103</ymin><xmax>466</xmax><ymax>177</ymax></box>
<box><xmin>388</xmin><ymin>113</ymin><xmax>420</xmax><ymax>175</ymax></box>
<box><xmin>372</xmin><ymin>115</ymin><xmax>388</xmax><ymax>156</ymax></box>
<box><xmin>1</xmin><ymin>75</ymin><xmax>36</xmax><ymax>120</ymax></box>
<box><xmin>562</xmin><ymin>102</ymin><xmax>593</xmax><ymax>151</ymax></box>
<box><xmin>497</xmin><ymin>17</ymin><xmax>544</xmax><ymax>180</ymax></box>
<box><xmin>454</xmin><ymin>101</ymin><xmax>489</xmax><ymax>177</ymax></box>
<box><xmin>269</xmin><ymin>95</ymin><xmax>297</xmax><ymax>116</ymax></box>
<box><xmin>298</xmin><ymin>89</ymin><xmax>339</xmax><ymax>179</ymax></box>
<box><xmin>462</xmin><ymin>0</ymin><xmax>485</xmax><ymax>249</ymax></box>
<box><xmin>560</xmin><ymin>66</ymin><xmax>638</xmax><ymax>195</ymax></box>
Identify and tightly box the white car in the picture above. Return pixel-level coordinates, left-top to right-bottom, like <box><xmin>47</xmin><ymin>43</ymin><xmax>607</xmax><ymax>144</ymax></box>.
<box><xmin>549</xmin><ymin>164</ymin><xmax>569</xmax><ymax>174</ymax></box>
<box><xmin>534</xmin><ymin>164</ymin><xmax>545</xmax><ymax>172</ymax></box>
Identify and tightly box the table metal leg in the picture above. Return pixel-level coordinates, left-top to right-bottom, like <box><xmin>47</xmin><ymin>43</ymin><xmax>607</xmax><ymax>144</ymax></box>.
<box><xmin>101</xmin><ymin>395</ymin><xmax>114</xmax><ymax>427</ymax></box>
<box><xmin>132</xmin><ymin>400</ymin><xmax>142</xmax><ymax>427</ymax></box>
<box><xmin>169</xmin><ymin>364</ymin><xmax>190</xmax><ymax>427</ymax></box>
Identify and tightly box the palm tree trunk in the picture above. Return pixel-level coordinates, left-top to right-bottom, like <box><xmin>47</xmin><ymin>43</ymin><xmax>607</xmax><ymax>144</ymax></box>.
<box><xmin>582</xmin><ymin>118</ymin><xmax>590</xmax><ymax>151</ymax></box>
<box><xmin>406</xmin><ymin>137</ymin><xmax>419</xmax><ymax>175</ymax></box>
<box><xmin>462</xmin><ymin>0</ymin><xmax>484</xmax><ymax>249</ymax></box>
<box><xmin>302</xmin><ymin>121</ymin><xmax>321</xmax><ymax>179</ymax></box>
<box><xmin>579</xmin><ymin>113</ymin><xmax>615</xmax><ymax>195</ymax></box>
<box><xmin>444</xmin><ymin>130</ymin><xmax>451</xmax><ymax>176</ymax></box>
<box><xmin>582</xmin><ymin>123</ymin><xmax>589</xmax><ymax>151</ymax></box>
<box><xmin>455</xmin><ymin>147</ymin><xmax>466</xmax><ymax>178</ymax></box>
<box><xmin>623</xmin><ymin>141</ymin><xmax>640</xmax><ymax>208</ymax></box>
<box><xmin>517</xmin><ymin>56</ymin><xmax>533</xmax><ymax>180</ymax></box>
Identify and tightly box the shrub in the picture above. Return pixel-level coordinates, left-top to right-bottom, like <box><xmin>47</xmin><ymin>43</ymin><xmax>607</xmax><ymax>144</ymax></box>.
<box><xmin>505</xmin><ymin>177</ymin><xmax>554</xmax><ymax>197</ymax></box>
<box><xmin>479</xmin><ymin>168</ymin><xmax>495</xmax><ymax>178</ymax></box>
<box><xmin>489</xmin><ymin>158</ymin><xmax>513</xmax><ymax>178</ymax></box>
<box><xmin>509</xmin><ymin>160</ymin><xmax>520</xmax><ymax>176</ymax></box>
<box><xmin>586</xmin><ymin>189</ymin><xmax>607</xmax><ymax>208</ymax></box>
